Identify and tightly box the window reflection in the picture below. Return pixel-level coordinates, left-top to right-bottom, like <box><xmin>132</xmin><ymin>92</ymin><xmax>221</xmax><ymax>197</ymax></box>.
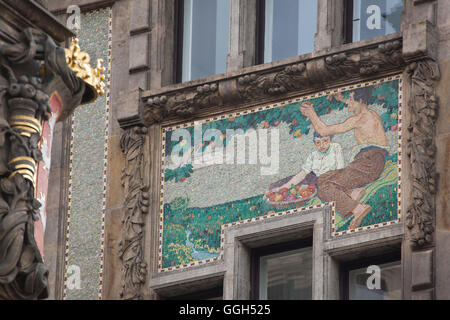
<box><xmin>348</xmin><ymin>261</ymin><xmax>402</xmax><ymax>300</ymax></box>
<box><xmin>351</xmin><ymin>0</ymin><xmax>403</xmax><ymax>42</ymax></box>
<box><xmin>182</xmin><ymin>0</ymin><xmax>230</xmax><ymax>82</ymax></box>
<box><xmin>264</xmin><ymin>0</ymin><xmax>317</xmax><ymax>63</ymax></box>
<box><xmin>259</xmin><ymin>247</ymin><xmax>312</xmax><ymax>300</ymax></box>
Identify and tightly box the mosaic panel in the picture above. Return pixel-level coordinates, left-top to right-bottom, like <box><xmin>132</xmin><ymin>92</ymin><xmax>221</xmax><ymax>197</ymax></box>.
<box><xmin>160</xmin><ymin>75</ymin><xmax>402</xmax><ymax>272</ymax></box>
<box><xmin>63</xmin><ymin>8</ymin><xmax>111</xmax><ymax>300</ymax></box>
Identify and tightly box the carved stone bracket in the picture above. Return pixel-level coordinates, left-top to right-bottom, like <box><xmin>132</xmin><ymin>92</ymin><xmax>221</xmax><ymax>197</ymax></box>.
<box><xmin>143</xmin><ymin>82</ymin><xmax>220</xmax><ymax>125</ymax></box>
<box><xmin>140</xmin><ymin>38</ymin><xmax>404</xmax><ymax>127</ymax></box>
<box><xmin>119</xmin><ymin>126</ymin><xmax>149</xmax><ymax>300</ymax></box>
<box><xmin>405</xmin><ymin>59</ymin><xmax>440</xmax><ymax>249</ymax></box>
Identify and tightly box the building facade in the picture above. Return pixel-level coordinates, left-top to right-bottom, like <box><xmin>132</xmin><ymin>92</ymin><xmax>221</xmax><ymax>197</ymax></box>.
<box><xmin>1</xmin><ymin>0</ymin><xmax>449</xmax><ymax>300</ymax></box>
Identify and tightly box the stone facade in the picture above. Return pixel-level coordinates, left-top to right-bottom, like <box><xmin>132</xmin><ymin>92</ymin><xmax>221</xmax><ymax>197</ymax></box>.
<box><xmin>20</xmin><ymin>0</ymin><xmax>450</xmax><ymax>300</ymax></box>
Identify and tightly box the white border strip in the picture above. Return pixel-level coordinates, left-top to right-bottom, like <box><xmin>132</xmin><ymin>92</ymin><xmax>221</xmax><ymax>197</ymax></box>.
<box><xmin>97</xmin><ymin>6</ymin><xmax>112</xmax><ymax>300</ymax></box>
<box><xmin>62</xmin><ymin>7</ymin><xmax>112</xmax><ymax>300</ymax></box>
<box><xmin>62</xmin><ymin>117</ymin><xmax>75</xmax><ymax>299</ymax></box>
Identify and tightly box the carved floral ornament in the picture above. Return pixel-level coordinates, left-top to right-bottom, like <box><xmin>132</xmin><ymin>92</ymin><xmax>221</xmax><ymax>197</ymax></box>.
<box><xmin>141</xmin><ymin>39</ymin><xmax>404</xmax><ymax>126</ymax></box>
<box><xmin>64</xmin><ymin>38</ymin><xmax>106</xmax><ymax>104</ymax></box>
<box><xmin>405</xmin><ymin>59</ymin><xmax>440</xmax><ymax>248</ymax></box>
<box><xmin>119</xmin><ymin>127</ymin><xmax>149</xmax><ymax>300</ymax></box>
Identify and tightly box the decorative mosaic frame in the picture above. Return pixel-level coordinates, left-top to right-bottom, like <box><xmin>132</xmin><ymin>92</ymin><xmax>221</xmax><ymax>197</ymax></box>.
<box><xmin>62</xmin><ymin>117</ymin><xmax>75</xmax><ymax>297</ymax></box>
<box><xmin>97</xmin><ymin>7</ymin><xmax>113</xmax><ymax>300</ymax></box>
<box><xmin>62</xmin><ymin>7</ymin><xmax>112</xmax><ymax>300</ymax></box>
<box><xmin>158</xmin><ymin>74</ymin><xmax>403</xmax><ymax>273</ymax></box>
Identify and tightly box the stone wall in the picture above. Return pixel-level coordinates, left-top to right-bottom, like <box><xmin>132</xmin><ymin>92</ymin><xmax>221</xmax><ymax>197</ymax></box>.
<box><xmin>43</xmin><ymin>0</ymin><xmax>450</xmax><ymax>300</ymax></box>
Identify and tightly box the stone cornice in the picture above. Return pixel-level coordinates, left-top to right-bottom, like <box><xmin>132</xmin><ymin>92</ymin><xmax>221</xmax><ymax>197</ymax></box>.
<box><xmin>132</xmin><ymin>34</ymin><xmax>409</xmax><ymax>128</ymax></box>
<box><xmin>0</xmin><ymin>0</ymin><xmax>74</xmax><ymax>44</ymax></box>
<box><xmin>117</xmin><ymin>28</ymin><xmax>438</xmax><ymax>130</ymax></box>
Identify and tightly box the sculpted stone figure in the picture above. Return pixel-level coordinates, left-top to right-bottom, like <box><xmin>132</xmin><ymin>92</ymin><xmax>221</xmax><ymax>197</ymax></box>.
<box><xmin>0</xmin><ymin>28</ymin><xmax>88</xmax><ymax>299</ymax></box>
<box><xmin>300</xmin><ymin>89</ymin><xmax>390</xmax><ymax>229</ymax></box>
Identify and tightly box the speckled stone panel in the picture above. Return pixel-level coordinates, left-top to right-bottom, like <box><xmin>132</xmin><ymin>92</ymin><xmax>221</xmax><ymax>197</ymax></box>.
<box><xmin>64</xmin><ymin>8</ymin><xmax>110</xmax><ymax>300</ymax></box>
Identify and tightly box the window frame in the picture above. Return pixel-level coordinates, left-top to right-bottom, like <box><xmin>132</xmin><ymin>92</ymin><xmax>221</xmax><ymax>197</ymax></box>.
<box><xmin>163</xmin><ymin>286</ymin><xmax>223</xmax><ymax>300</ymax></box>
<box><xmin>255</xmin><ymin>0</ymin><xmax>265</xmax><ymax>65</ymax></box>
<box><xmin>255</xmin><ymin>0</ymin><xmax>319</xmax><ymax>65</ymax></box>
<box><xmin>343</xmin><ymin>0</ymin><xmax>404</xmax><ymax>45</ymax></box>
<box><xmin>250</xmin><ymin>237</ymin><xmax>314</xmax><ymax>300</ymax></box>
<box><xmin>173</xmin><ymin>0</ymin><xmax>231</xmax><ymax>83</ymax></box>
<box><xmin>340</xmin><ymin>250</ymin><xmax>402</xmax><ymax>300</ymax></box>
<box><xmin>174</xmin><ymin>0</ymin><xmax>184</xmax><ymax>84</ymax></box>
<box><xmin>343</xmin><ymin>0</ymin><xmax>354</xmax><ymax>44</ymax></box>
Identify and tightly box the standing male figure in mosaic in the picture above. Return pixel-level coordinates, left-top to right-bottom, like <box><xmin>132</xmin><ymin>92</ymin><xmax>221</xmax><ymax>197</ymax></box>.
<box><xmin>300</xmin><ymin>89</ymin><xmax>389</xmax><ymax>229</ymax></box>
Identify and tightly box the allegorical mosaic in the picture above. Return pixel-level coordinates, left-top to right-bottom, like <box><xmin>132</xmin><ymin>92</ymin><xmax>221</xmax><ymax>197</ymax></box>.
<box><xmin>159</xmin><ymin>75</ymin><xmax>402</xmax><ymax>271</ymax></box>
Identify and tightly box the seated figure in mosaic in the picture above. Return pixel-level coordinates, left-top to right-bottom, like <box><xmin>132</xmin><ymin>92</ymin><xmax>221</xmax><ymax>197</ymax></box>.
<box><xmin>300</xmin><ymin>89</ymin><xmax>390</xmax><ymax>229</ymax></box>
<box><xmin>270</xmin><ymin>131</ymin><xmax>345</xmax><ymax>192</ymax></box>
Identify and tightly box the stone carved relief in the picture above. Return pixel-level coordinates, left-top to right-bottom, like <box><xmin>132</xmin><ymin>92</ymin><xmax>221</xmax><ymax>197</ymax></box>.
<box><xmin>119</xmin><ymin>127</ymin><xmax>149</xmax><ymax>300</ymax></box>
<box><xmin>239</xmin><ymin>40</ymin><xmax>403</xmax><ymax>99</ymax></box>
<box><xmin>406</xmin><ymin>59</ymin><xmax>440</xmax><ymax>248</ymax></box>
<box><xmin>0</xmin><ymin>28</ymin><xmax>86</xmax><ymax>299</ymax></box>
<box><xmin>141</xmin><ymin>39</ymin><xmax>404</xmax><ymax>126</ymax></box>
<box><xmin>143</xmin><ymin>83</ymin><xmax>220</xmax><ymax>125</ymax></box>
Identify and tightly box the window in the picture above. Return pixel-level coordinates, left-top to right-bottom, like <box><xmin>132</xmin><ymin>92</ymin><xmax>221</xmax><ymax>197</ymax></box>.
<box><xmin>176</xmin><ymin>0</ymin><xmax>230</xmax><ymax>82</ymax></box>
<box><xmin>251</xmin><ymin>238</ymin><xmax>313</xmax><ymax>300</ymax></box>
<box><xmin>164</xmin><ymin>286</ymin><xmax>223</xmax><ymax>300</ymax></box>
<box><xmin>341</xmin><ymin>252</ymin><xmax>402</xmax><ymax>300</ymax></box>
<box><xmin>345</xmin><ymin>0</ymin><xmax>403</xmax><ymax>43</ymax></box>
<box><xmin>257</xmin><ymin>0</ymin><xmax>318</xmax><ymax>64</ymax></box>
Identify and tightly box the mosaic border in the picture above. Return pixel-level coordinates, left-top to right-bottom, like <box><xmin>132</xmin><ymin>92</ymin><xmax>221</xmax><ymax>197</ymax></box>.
<box><xmin>158</xmin><ymin>74</ymin><xmax>403</xmax><ymax>273</ymax></box>
<box><xmin>97</xmin><ymin>7</ymin><xmax>112</xmax><ymax>300</ymax></box>
<box><xmin>62</xmin><ymin>117</ymin><xmax>75</xmax><ymax>298</ymax></box>
<box><xmin>62</xmin><ymin>7</ymin><xmax>112</xmax><ymax>300</ymax></box>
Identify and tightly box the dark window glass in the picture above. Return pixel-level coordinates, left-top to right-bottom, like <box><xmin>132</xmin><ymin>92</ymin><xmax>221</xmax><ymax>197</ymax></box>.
<box><xmin>348</xmin><ymin>0</ymin><xmax>403</xmax><ymax>43</ymax></box>
<box><xmin>262</xmin><ymin>0</ymin><xmax>317</xmax><ymax>63</ymax></box>
<box><xmin>180</xmin><ymin>0</ymin><xmax>230</xmax><ymax>82</ymax></box>
<box><xmin>348</xmin><ymin>261</ymin><xmax>401</xmax><ymax>300</ymax></box>
<box><xmin>165</xmin><ymin>287</ymin><xmax>223</xmax><ymax>300</ymax></box>
<box><xmin>341</xmin><ymin>251</ymin><xmax>402</xmax><ymax>300</ymax></box>
<box><xmin>251</xmin><ymin>239</ymin><xmax>313</xmax><ymax>300</ymax></box>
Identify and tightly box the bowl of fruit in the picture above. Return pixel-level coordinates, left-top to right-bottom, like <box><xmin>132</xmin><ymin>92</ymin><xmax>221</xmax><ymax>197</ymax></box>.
<box><xmin>265</xmin><ymin>184</ymin><xmax>317</xmax><ymax>209</ymax></box>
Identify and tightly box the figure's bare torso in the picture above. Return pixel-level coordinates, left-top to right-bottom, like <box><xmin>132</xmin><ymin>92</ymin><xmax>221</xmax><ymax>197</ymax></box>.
<box><xmin>352</xmin><ymin>110</ymin><xmax>388</xmax><ymax>146</ymax></box>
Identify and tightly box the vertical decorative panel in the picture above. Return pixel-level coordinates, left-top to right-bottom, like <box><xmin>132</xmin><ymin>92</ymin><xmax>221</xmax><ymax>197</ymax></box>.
<box><xmin>63</xmin><ymin>8</ymin><xmax>112</xmax><ymax>300</ymax></box>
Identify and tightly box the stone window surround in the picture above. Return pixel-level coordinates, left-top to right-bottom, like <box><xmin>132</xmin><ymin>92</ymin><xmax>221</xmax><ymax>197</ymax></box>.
<box><xmin>149</xmin><ymin>205</ymin><xmax>404</xmax><ymax>299</ymax></box>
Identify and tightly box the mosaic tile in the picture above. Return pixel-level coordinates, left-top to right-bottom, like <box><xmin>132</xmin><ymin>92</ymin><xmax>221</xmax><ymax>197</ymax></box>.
<box><xmin>160</xmin><ymin>75</ymin><xmax>402</xmax><ymax>272</ymax></box>
<box><xmin>63</xmin><ymin>8</ymin><xmax>111</xmax><ymax>300</ymax></box>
